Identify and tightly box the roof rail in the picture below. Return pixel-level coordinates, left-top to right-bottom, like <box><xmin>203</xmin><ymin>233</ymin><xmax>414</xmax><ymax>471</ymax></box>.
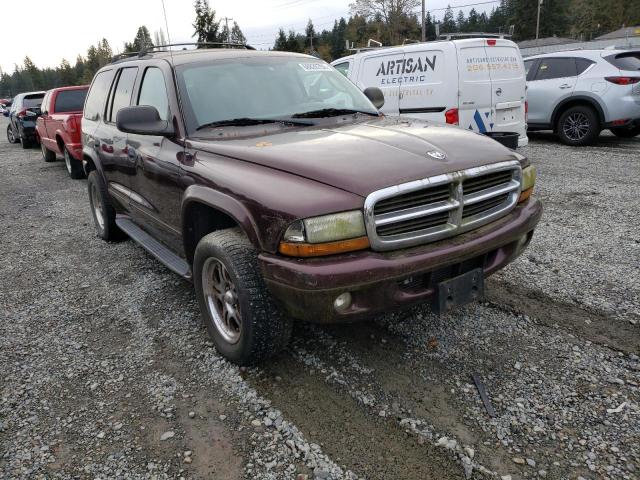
<box><xmin>139</xmin><ymin>42</ymin><xmax>255</xmax><ymax>57</ymax></box>
<box><xmin>438</xmin><ymin>32</ymin><xmax>512</xmax><ymax>40</ymax></box>
<box><xmin>111</xmin><ymin>52</ymin><xmax>140</xmax><ymax>63</ymax></box>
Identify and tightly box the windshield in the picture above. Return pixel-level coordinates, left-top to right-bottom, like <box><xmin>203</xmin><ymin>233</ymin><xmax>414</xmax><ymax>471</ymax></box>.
<box><xmin>177</xmin><ymin>56</ymin><xmax>378</xmax><ymax>134</ymax></box>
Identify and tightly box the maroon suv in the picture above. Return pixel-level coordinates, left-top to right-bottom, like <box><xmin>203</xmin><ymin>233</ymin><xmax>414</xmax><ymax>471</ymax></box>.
<box><xmin>82</xmin><ymin>46</ymin><xmax>541</xmax><ymax>365</ymax></box>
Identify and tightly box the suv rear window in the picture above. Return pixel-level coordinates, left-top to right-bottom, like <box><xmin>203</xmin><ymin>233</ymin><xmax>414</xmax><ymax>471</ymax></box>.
<box><xmin>606</xmin><ymin>52</ymin><xmax>640</xmax><ymax>71</ymax></box>
<box><xmin>23</xmin><ymin>94</ymin><xmax>44</xmax><ymax>108</ymax></box>
<box><xmin>84</xmin><ymin>70</ymin><xmax>114</xmax><ymax>121</ymax></box>
<box><xmin>54</xmin><ymin>89</ymin><xmax>88</xmax><ymax>113</ymax></box>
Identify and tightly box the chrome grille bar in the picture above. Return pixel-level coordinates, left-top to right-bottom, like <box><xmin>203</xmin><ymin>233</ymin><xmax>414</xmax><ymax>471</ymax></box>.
<box><xmin>364</xmin><ymin>161</ymin><xmax>522</xmax><ymax>251</ymax></box>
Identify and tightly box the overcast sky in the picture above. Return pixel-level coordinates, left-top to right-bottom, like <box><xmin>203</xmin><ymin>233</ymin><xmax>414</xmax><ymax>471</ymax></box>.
<box><xmin>0</xmin><ymin>0</ymin><xmax>497</xmax><ymax>73</ymax></box>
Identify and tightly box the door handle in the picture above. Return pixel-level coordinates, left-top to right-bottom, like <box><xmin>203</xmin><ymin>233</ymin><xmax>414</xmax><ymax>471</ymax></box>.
<box><xmin>559</xmin><ymin>84</ymin><xmax>572</xmax><ymax>89</ymax></box>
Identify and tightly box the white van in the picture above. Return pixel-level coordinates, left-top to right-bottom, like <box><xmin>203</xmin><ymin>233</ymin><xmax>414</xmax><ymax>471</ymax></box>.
<box><xmin>331</xmin><ymin>37</ymin><xmax>528</xmax><ymax>147</ymax></box>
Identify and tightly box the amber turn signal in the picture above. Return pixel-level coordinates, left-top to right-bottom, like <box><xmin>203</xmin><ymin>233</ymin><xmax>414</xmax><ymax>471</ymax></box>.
<box><xmin>279</xmin><ymin>236</ymin><xmax>370</xmax><ymax>257</ymax></box>
<box><xmin>518</xmin><ymin>187</ymin><xmax>533</xmax><ymax>203</ymax></box>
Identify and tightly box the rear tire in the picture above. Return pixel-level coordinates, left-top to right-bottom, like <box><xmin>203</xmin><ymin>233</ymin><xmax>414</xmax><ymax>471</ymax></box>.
<box><xmin>193</xmin><ymin>229</ymin><xmax>292</xmax><ymax>365</ymax></box>
<box><xmin>556</xmin><ymin>105</ymin><xmax>600</xmax><ymax>146</ymax></box>
<box><xmin>87</xmin><ymin>170</ymin><xmax>124</xmax><ymax>241</ymax></box>
<box><xmin>6</xmin><ymin>125</ymin><xmax>19</xmax><ymax>144</ymax></box>
<box><xmin>609</xmin><ymin>125</ymin><xmax>640</xmax><ymax>138</ymax></box>
<box><xmin>41</xmin><ymin>143</ymin><xmax>56</xmax><ymax>162</ymax></box>
<box><xmin>65</xmin><ymin>148</ymin><xmax>85</xmax><ymax>179</ymax></box>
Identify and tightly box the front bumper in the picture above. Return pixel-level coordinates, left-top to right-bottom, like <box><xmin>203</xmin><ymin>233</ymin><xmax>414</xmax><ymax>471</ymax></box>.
<box><xmin>260</xmin><ymin>198</ymin><xmax>542</xmax><ymax>322</ymax></box>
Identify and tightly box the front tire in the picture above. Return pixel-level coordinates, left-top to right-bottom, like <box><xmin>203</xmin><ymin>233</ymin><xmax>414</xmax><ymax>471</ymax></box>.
<box><xmin>7</xmin><ymin>125</ymin><xmax>19</xmax><ymax>144</ymax></box>
<box><xmin>556</xmin><ymin>105</ymin><xmax>600</xmax><ymax>146</ymax></box>
<box><xmin>87</xmin><ymin>170</ymin><xmax>124</xmax><ymax>241</ymax></box>
<box><xmin>193</xmin><ymin>229</ymin><xmax>292</xmax><ymax>365</ymax></box>
<box><xmin>41</xmin><ymin>143</ymin><xmax>56</xmax><ymax>162</ymax></box>
<box><xmin>64</xmin><ymin>148</ymin><xmax>85</xmax><ymax>179</ymax></box>
<box><xmin>609</xmin><ymin>125</ymin><xmax>640</xmax><ymax>138</ymax></box>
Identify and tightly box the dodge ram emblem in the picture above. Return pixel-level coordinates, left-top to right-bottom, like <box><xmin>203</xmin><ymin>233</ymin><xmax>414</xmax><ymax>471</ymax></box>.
<box><xmin>427</xmin><ymin>151</ymin><xmax>446</xmax><ymax>160</ymax></box>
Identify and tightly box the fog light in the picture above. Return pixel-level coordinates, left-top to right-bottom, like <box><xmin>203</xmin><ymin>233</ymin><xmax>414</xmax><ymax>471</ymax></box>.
<box><xmin>333</xmin><ymin>292</ymin><xmax>352</xmax><ymax>313</ymax></box>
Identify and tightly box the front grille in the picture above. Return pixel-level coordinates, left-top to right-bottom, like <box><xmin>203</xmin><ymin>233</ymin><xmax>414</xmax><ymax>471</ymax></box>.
<box><xmin>364</xmin><ymin>161</ymin><xmax>522</xmax><ymax>251</ymax></box>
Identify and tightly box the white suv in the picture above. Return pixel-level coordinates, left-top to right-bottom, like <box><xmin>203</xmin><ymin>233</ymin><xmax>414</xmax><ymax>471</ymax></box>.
<box><xmin>525</xmin><ymin>49</ymin><xmax>640</xmax><ymax>145</ymax></box>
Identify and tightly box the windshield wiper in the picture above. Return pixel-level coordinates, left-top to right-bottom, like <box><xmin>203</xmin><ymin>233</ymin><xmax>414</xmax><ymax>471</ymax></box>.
<box><xmin>196</xmin><ymin>117</ymin><xmax>312</xmax><ymax>131</ymax></box>
<box><xmin>291</xmin><ymin>108</ymin><xmax>379</xmax><ymax>119</ymax></box>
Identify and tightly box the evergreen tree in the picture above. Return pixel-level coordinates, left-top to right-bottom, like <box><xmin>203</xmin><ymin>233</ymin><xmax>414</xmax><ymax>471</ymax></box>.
<box><xmin>124</xmin><ymin>26</ymin><xmax>154</xmax><ymax>53</ymax></box>
<box><xmin>441</xmin><ymin>6</ymin><xmax>457</xmax><ymax>33</ymax></box>
<box><xmin>230</xmin><ymin>22</ymin><xmax>246</xmax><ymax>44</ymax></box>
<box><xmin>192</xmin><ymin>0</ymin><xmax>220</xmax><ymax>45</ymax></box>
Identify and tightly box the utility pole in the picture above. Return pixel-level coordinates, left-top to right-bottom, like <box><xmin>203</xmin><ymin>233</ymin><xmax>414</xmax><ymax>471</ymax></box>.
<box><xmin>535</xmin><ymin>0</ymin><xmax>543</xmax><ymax>43</ymax></box>
<box><xmin>222</xmin><ymin>16</ymin><xmax>233</xmax><ymax>42</ymax></box>
<box><xmin>421</xmin><ymin>0</ymin><xmax>426</xmax><ymax>42</ymax></box>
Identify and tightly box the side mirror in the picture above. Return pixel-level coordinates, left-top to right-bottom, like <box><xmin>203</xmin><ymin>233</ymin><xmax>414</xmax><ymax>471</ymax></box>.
<box><xmin>116</xmin><ymin>105</ymin><xmax>174</xmax><ymax>136</ymax></box>
<box><xmin>363</xmin><ymin>87</ymin><xmax>385</xmax><ymax>110</ymax></box>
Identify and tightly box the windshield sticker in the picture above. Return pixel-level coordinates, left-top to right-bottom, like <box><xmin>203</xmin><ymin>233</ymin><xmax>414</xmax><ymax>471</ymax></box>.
<box><xmin>299</xmin><ymin>63</ymin><xmax>333</xmax><ymax>72</ymax></box>
<box><xmin>375</xmin><ymin>55</ymin><xmax>438</xmax><ymax>85</ymax></box>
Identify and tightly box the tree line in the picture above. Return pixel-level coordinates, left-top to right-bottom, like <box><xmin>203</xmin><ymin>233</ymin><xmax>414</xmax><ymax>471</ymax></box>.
<box><xmin>1</xmin><ymin>0</ymin><xmax>638</xmax><ymax>98</ymax></box>
<box><xmin>0</xmin><ymin>0</ymin><xmax>246</xmax><ymax>98</ymax></box>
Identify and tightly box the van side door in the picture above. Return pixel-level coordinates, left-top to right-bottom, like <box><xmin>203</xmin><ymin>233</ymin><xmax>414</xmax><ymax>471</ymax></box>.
<box><xmin>355</xmin><ymin>50</ymin><xmax>403</xmax><ymax>115</ymax></box>
<box><xmin>398</xmin><ymin>47</ymin><xmax>452</xmax><ymax>122</ymax></box>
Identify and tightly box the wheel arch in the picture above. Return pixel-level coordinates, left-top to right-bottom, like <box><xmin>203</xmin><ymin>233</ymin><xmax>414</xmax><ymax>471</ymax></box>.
<box><xmin>181</xmin><ymin>185</ymin><xmax>263</xmax><ymax>265</ymax></box>
<box><xmin>82</xmin><ymin>147</ymin><xmax>101</xmax><ymax>176</ymax></box>
<box><xmin>551</xmin><ymin>95</ymin><xmax>605</xmax><ymax>131</ymax></box>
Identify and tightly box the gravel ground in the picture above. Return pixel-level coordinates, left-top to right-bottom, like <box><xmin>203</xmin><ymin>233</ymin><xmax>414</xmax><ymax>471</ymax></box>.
<box><xmin>0</xmin><ymin>116</ymin><xmax>638</xmax><ymax>480</ymax></box>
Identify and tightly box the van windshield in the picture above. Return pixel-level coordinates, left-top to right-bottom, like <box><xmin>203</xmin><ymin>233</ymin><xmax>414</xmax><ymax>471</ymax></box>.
<box><xmin>177</xmin><ymin>56</ymin><xmax>378</xmax><ymax>133</ymax></box>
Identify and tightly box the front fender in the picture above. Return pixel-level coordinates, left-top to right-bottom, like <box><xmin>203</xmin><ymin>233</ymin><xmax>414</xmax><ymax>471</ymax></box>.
<box><xmin>181</xmin><ymin>185</ymin><xmax>263</xmax><ymax>250</ymax></box>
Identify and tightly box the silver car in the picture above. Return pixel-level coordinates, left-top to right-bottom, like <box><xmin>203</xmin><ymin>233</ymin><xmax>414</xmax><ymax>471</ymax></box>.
<box><xmin>524</xmin><ymin>49</ymin><xmax>640</xmax><ymax>145</ymax></box>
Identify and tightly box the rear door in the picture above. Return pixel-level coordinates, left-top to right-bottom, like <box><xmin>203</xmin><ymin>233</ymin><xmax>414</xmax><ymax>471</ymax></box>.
<box><xmin>355</xmin><ymin>49</ymin><xmax>404</xmax><ymax>115</ymax></box>
<box><xmin>398</xmin><ymin>45</ymin><xmax>454</xmax><ymax>122</ymax></box>
<box><xmin>456</xmin><ymin>39</ymin><xmax>493</xmax><ymax>133</ymax></box>
<box><xmin>485</xmin><ymin>39</ymin><xmax>527</xmax><ymax>141</ymax></box>
<box><xmin>526</xmin><ymin>57</ymin><xmax>578</xmax><ymax>125</ymax></box>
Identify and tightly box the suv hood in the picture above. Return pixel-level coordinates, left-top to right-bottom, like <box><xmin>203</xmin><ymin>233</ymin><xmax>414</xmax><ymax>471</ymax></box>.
<box><xmin>189</xmin><ymin>117</ymin><xmax>522</xmax><ymax>197</ymax></box>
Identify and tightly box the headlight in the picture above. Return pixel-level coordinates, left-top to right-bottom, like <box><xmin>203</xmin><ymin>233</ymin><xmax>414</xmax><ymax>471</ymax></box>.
<box><xmin>518</xmin><ymin>165</ymin><xmax>536</xmax><ymax>203</ymax></box>
<box><xmin>280</xmin><ymin>210</ymin><xmax>369</xmax><ymax>257</ymax></box>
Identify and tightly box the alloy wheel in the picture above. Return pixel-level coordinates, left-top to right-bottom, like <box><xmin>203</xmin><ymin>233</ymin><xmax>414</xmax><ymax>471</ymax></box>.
<box><xmin>90</xmin><ymin>182</ymin><xmax>105</xmax><ymax>230</ymax></box>
<box><xmin>202</xmin><ymin>257</ymin><xmax>242</xmax><ymax>344</ymax></box>
<box><xmin>64</xmin><ymin>149</ymin><xmax>72</xmax><ymax>174</ymax></box>
<box><xmin>563</xmin><ymin>112</ymin><xmax>590</xmax><ymax>141</ymax></box>
<box><xmin>7</xmin><ymin>127</ymin><xmax>15</xmax><ymax>143</ymax></box>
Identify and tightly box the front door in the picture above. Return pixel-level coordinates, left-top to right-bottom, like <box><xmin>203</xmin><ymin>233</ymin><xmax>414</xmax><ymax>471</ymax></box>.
<box><xmin>126</xmin><ymin>66</ymin><xmax>184</xmax><ymax>252</ymax></box>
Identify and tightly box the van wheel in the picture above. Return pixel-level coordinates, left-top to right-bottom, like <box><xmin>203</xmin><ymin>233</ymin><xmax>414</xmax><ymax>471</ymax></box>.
<box><xmin>41</xmin><ymin>143</ymin><xmax>56</xmax><ymax>162</ymax></box>
<box><xmin>609</xmin><ymin>125</ymin><xmax>640</xmax><ymax>138</ymax></box>
<box><xmin>556</xmin><ymin>105</ymin><xmax>600</xmax><ymax>146</ymax></box>
<box><xmin>65</xmin><ymin>148</ymin><xmax>85</xmax><ymax>179</ymax></box>
<box><xmin>87</xmin><ymin>170</ymin><xmax>124</xmax><ymax>241</ymax></box>
<box><xmin>193</xmin><ymin>229</ymin><xmax>292</xmax><ymax>365</ymax></box>
<box><xmin>7</xmin><ymin>125</ymin><xmax>19</xmax><ymax>144</ymax></box>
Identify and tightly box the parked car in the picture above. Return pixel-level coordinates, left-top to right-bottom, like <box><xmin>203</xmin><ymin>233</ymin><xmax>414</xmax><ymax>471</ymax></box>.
<box><xmin>4</xmin><ymin>91</ymin><xmax>45</xmax><ymax>148</ymax></box>
<box><xmin>0</xmin><ymin>104</ymin><xmax>7</xmax><ymax>114</ymax></box>
<box><xmin>331</xmin><ymin>37</ymin><xmax>529</xmax><ymax>148</ymax></box>
<box><xmin>82</xmin><ymin>47</ymin><xmax>541</xmax><ymax>365</ymax></box>
<box><xmin>524</xmin><ymin>49</ymin><xmax>640</xmax><ymax>145</ymax></box>
<box><xmin>36</xmin><ymin>85</ymin><xmax>89</xmax><ymax>178</ymax></box>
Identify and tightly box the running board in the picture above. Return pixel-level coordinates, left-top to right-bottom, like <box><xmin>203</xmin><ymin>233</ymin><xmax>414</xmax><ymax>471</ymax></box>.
<box><xmin>116</xmin><ymin>216</ymin><xmax>192</xmax><ymax>280</ymax></box>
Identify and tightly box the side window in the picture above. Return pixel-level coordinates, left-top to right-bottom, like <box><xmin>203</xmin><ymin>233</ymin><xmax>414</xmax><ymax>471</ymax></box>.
<box><xmin>576</xmin><ymin>58</ymin><xmax>595</xmax><ymax>75</ymax></box>
<box><xmin>334</xmin><ymin>62</ymin><xmax>350</xmax><ymax>77</ymax></box>
<box><xmin>108</xmin><ymin>67</ymin><xmax>138</xmax><ymax>123</ymax></box>
<box><xmin>84</xmin><ymin>70</ymin><xmax>114</xmax><ymax>121</ymax></box>
<box><xmin>534</xmin><ymin>58</ymin><xmax>577</xmax><ymax>81</ymax></box>
<box><xmin>524</xmin><ymin>60</ymin><xmax>537</xmax><ymax>81</ymax></box>
<box><xmin>137</xmin><ymin>67</ymin><xmax>169</xmax><ymax>121</ymax></box>
<box><xmin>41</xmin><ymin>92</ymin><xmax>50</xmax><ymax>114</ymax></box>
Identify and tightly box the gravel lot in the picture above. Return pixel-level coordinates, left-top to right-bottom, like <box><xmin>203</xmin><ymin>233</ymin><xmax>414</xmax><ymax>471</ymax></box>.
<box><xmin>1</xmin><ymin>116</ymin><xmax>638</xmax><ymax>480</ymax></box>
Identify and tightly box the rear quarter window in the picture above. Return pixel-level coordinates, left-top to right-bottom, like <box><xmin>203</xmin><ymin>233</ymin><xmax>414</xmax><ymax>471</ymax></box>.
<box><xmin>606</xmin><ymin>52</ymin><xmax>640</xmax><ymax>71</ymax></box>
<box><xmin>54</xmin><ymin>89</ymin><xmax>88</xmax><ymax>113</ymax></box>
<box><xmin>576</xmin><ymin>58</ymin><xmax>595</xmax><ymax>75</ymax></box>
<box><xmin>84</xmin><ymin>70</ymin><xmax>114</xmax><ymax>121</ymax></box>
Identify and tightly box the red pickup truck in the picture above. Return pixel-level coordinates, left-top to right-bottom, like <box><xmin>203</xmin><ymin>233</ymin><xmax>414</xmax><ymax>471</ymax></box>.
<box><xmin>37</xmin><ymin>85</ymin><xmax>89</xmax><ymax>178</ymax></box>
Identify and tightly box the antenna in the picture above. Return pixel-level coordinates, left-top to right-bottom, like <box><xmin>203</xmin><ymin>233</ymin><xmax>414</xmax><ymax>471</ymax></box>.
<box><xmin>160</xmin><ymin>0</ymin><xmax>175</xmax><ymax>65</ymax></box>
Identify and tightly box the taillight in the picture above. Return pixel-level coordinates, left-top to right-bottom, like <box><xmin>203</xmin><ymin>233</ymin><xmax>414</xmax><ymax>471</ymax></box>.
<box><xmin>17</xmin><ymin>109</ymin><xmax>27</xmax><ymax>118</ymax></box>
<box><xmin>487</xmin><ymin>39</ymin><xmax>496</xmax><ymax>46</ymax></box>
<box><xmin>524</xmin><ymin>101</ymin><xmax>528</xmax><ymax>122</ymax></box>
<box><xmin>67</xmin><ymin>116</ymin><xmax>78</xmax><ymax>133</ymax></box>
<box><xmin>445</xmin><ymin>108</ymin><xmax>459</xmax><ymax>125</ymax></box>
<box><xmin>605</xmin><ymin>76</ymin><xmax>640</xmax><ymax>85</ymax></box>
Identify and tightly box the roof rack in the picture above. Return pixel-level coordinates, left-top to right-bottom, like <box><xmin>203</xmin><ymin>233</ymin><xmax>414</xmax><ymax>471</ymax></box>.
<box><xmin>438</xmin><ymin>32</ymin><xmax>512</xmax><ymax>40</ymax></box>
<box><xmin>111</xmin><ymin>42</ymin><xmax>255</xmax><ymax>63</ymax></box>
